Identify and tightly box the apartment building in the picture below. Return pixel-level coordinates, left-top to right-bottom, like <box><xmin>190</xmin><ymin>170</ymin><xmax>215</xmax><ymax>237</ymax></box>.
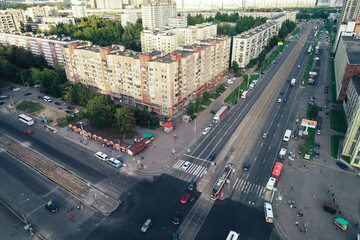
<box><xmin>334</xmin><ymin>36</ymin><xmax>360</xmax><ymax>102</ymax></box>
<box><xmin>72</xmin><ymin>6</ymin><xmax>88</xmax><ymax>18</ymax></box>
<box><xmin>141</xmin><ymin>23</ymin><xmax>217</xmax><ymax>54</ymax></box>
<box><xmin>231</xmin><ymin>17</ymin><xmax>285</xmax><ymax>68</ymax></box>
<box><xmin>0</xmin><ymin>9</ymin><xmax>26</xmax><ymax>32</ymax></box>
<box><xmin>168</xmin><ymin>16</ymin><xmax>187</xmax><ymax>28</ymax></box>
<box><xmin>121</xmin><ymin>10</ymin><xmax>139</xmax><ymax>27</ymax></box>
<box><xmin>142</xmin><ymin>0</ymin><xmax>176</xmax><ymax>30</ymax></box>
<box><xmin>0</xmin><ymin>32</ymin><xmax>78</xmax><ymax>66</ymax></box>
<box><xmin>141</xmin><ymin>30</ymin><xmax>178</xmax><ymax>54</ymax></box>
<box><xmin>62</xmin><ymin>36</ymin><xmax>230</xmax><ymax>116</ymax></box>
<box><xmin>342</xmin><ymin>76</ymin><xmax>360</xmax><ymax>168</ymax></box>
<box><xmin>25</xmin><ymin>6</ymin><xmax>59</xmax><ymax>19</ymax></box>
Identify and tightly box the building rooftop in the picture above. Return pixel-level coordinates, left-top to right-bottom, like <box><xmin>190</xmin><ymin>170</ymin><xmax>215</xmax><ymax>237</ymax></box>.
<box><xmin>342</xmin><ymin>36</ymin><xmax>360</xmax><ymax>65</ymax></box>
<box><xmin>0</xmin><ymin>31</ymin><xmax>76</xmax><ymax>43</ymax></box>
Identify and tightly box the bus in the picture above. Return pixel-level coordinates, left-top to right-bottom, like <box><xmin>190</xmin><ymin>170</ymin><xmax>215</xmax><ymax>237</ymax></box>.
<box><xmin>19</xmin><ymin>114</ymin><xmax>34</xmax><ymax>126</ymax></box>
<box><xmin>271</xmin><ymin>162</ymin><xmax>283</xmax><ymax>181</ymax></box>
<box><xmin>211</xmin><ymin>163</ymin><xmax>234</xmax><ymax>200</ymax></box>
<box><xmin>283</xmin><ymin>129</ymin><xmax>291</xmax><ymax>142</ymax></box>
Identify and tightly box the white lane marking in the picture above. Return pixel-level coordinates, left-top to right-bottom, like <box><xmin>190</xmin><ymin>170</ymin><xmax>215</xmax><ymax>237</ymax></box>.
<box><xmin>233</xmin><ymin>178</ymin><xmax>239</xmax><ymax>189</ymax></box>
<box><xmin>263</xmin><ymin>159</ymin><xmax>266</xmax><ymax>164</ymax></box>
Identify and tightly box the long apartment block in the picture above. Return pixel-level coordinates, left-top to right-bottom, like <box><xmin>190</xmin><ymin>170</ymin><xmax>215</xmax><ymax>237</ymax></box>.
<box><xmin>231</xmin><ymin>14</ymin><xmax>288</xmax><ymax>68</ymax></box>
<box><xmin>62</xmin><ymin>36</ymin><xmax>230</xmax><ymax>116</ymax></box>
<box><xmin>0</xmin><ymin>9</ymin><xmax>26</xmax><ymax>32</ymax></box>
<box><xmin>0</xmin><ymin>32</ymin><xmax>79</xmax><ymax>66</ymax></box>
<box><xmin>141</xmin><ymin>23</ymin><xmax>217</xmax><ymax>54</ymax></box>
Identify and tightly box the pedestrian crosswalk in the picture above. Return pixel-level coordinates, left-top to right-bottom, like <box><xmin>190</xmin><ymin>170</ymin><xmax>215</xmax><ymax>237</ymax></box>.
<box><xmin>173</xmin><ymin>160</ymin><xmax>207</xmax><ymax>177</ymax></box>
<box><xmin>231</xmin><ymin>178</ymin><xmax>275</xmax><ymax>203</ymax></box>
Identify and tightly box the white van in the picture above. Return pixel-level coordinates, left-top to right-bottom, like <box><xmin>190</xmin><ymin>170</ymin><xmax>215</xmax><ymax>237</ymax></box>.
<box><xmin>264</xmin><ymin>202</ymin><xmax>274</xmax><ymax>223</ymax></box>
<box><xmin>241</xmin><ymin>91</ymin><xmax>248</xmax><ymax>99</ymax></box>
<box><xmin>283</xmin><ymin>129</ymin><xmax>291</xmax><ymax>142</ymax></box>
<box><xmin>279</xmin><ymin>148</ymin><xmax>286</xmax><ymax>159</ymax></box>
<box><xmin>249</xmin><ymin>83</ymin><xmax>254</xmax><ymax>90</ymax></box>
<box><xmin>266</xmin><ymin>177</ymin><xmax>276</xmax><ymax>191</ymax></box>
<box><xmin>94</xmin><ymin>151</ymin><xmax>109</xmax><ymax>161</ymax></box>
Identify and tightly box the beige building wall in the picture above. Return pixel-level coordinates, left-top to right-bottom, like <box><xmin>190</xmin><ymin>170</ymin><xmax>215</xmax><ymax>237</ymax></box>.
<box><xmin>63</xmin><ymin>37</ymin><xmax>229</xmax><ymax>116</ymax></box>
<box><xmin>142</xmin><ymin>0</ymin><xmax>176</xmax><ymax>30</ymax></box>
<box><xmin>342</xmin><ymin>77</ymin><xmax>360</xmax><ymax>168</ymax></box>
<box><xmin>141</xmin><ymin>30</ymin><xmax>178</xmax><ymax>54</ymax></box>
<box><xmin>0</xmin><ymin>9</ymin><xmax>26</xmax><ymax>32</ymax></box>
<box><xmin>231</xmin><ymin>19</ymin><xmax>283</xmax><ymax>68</ymax></box>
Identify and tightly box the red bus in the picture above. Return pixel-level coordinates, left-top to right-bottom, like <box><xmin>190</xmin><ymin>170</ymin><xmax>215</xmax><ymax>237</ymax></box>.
<box><xmin>271</xmin><ymin>162</ymin><xmax>283</xmax><ymax>181</ymax></box>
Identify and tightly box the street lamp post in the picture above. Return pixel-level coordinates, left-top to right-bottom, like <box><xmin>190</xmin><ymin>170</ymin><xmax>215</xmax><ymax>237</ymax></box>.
<box><xmin>18</xmin><ymin>195</ymin><xmax>47</xmax><ymax>236</ymax></box>
<box><xmin>16</xmin><ymin>73</ymin><xmax>25</xmax><ymax>86</ymax></box>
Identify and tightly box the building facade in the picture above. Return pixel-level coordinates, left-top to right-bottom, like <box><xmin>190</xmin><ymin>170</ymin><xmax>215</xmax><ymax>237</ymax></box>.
<box><xmin>121</xmin><ymin>10</ymin><xmax>139</xmax><ymax>27</ymax></box>
<box><xmin>141</xmin><ymin>23</ymin><xmax>217</xmax><ymax>54</ymax></box>
<box><xmin>72</xmin><ymin>6</ymin><xmax>88</xmax><ymax>18</ymax></box>
<box><xmin>340</xmin><ymin>0</ymin><xmax>360</xmax><ymax>23</ymax></box>
<box><xmin>62</xmin><ymin>36</ymin><xmax>230</xmax><ymax>116</ymax></box>
<box><xmin>25</xmin><ymin>6</ymin><xmax>59</xmax><ymax>19</ymax></box>
<box><xmin>0</xmin><ymin>9</ymin><xmax>26</xmax><ymax>32</ymax></box>
<box><xmin>334</xmin><ymin>36</ymin><xmax>360</xmax><ymax>102</ymax></box>
<box><xmin>342</xmin><ymin>77</ymin><xmax>360</xmax><ymax>168</ymax></box>
<box><xmin>231</xmin><ymin>15</ymin><xmax>287</xmax><ymax>68</ymax></box>
<box><xmin>142</xmin><ymin>0</ymin><xmax>176</xmax><ymax>30</ymax></box>
<box><xmin>0</xmin><ymin>32</ymin><xmax>78</xmax><ymax>66</ymax></box>
<box><xmin>168</xmin><ymin>16</ymin><xmax>187</xmax><ymax>28</ymax></box>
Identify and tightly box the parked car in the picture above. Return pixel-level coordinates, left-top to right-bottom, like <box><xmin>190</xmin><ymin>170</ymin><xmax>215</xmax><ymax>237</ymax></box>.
<box><xmin>107</xmin><ymin>157</ymin><xmax>122</xmax><ymax>168</ymax></box>
<box><xmin>180</xmin><ymin>193</ymin><xmax>190</xmax><ymax>204</ymax></box>
<box><xmin>232</xmin><ymin>100</ymin><xmax>237</xmax><ymax>105</ymax></box>
<box><xmin>37</xmin><ymin>96</ymin><xmax>43</xmax><ymax>100</ymax></box>
<box><xmin>0</xmin><ymin>95</ymin><xmax>8</xmax><ymax>100</ymax></box>
<box><xmin>0</xmin><ymin>102</ymin><xmax>4</xmax><ymax>105</ymax></box>
<box><xmin>336</xmin><ymin>161</ymin><xmax>349</xmax><ymax>170</ymax></box>
<box><xmin>43</xmin><ymin>96</ymin><xmax>52</xmax><ymax>102</ymax></box>
<box><xmin>210</xmin><ymin>110</ymin><xmax>217</xmax><ymax>114</ymax></box>
<box><xmin>314</xmin><ymin>151</ymin><xmax>320</xmax><ymax>158</ymax></box>
<box><xmin>141</xmin><ymin>219</ymin><xmax>152</xmax><ymax>232</ymax></box>
<box><xmin>45</xmin><ymin>200</ymin><xmax>59</xmax><ymax>213</ymax></box>
<box><xmin>24</xmin><ymin>92</ymin><xmax>32</xmax><ymax>96</ymax></box>
<box><xmin>315</xmin><ymin>142</ymin><xmax>320</xmax><ymax>150</ymax></box>
<box><xmin>54</xmin><ymin>102</ymin><xmax>61</xmax><ymax>106</ymax></box>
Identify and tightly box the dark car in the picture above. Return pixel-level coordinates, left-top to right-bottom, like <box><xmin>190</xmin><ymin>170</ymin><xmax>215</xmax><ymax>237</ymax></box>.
<box><xmin>55</xmin><ymin>102</ymin><xmax>61</xmax><ymax>106</ymax></box>
<box><xmin>210</xmin><ymin>110</ymin><xmax>217</xmax><ymax>114</ymax></box>
<box><xmin>208</xmin><ymin>152</ymin><xmax>216</xmax><ymax>161</ymax></box>
<box><xmin>65</xmin><ymin>110</ymin><xmax>73</xmax><ymax>114</ymax></box>
<box><xmin>67</xmin><ymin>106</ymin><xmax>74</xmax><ymax>110</ymax></box>
<box><xmin>315</xmin><ymin>142</ymin><xmax>320</xmax><ymax>150</ymax></box>
<box><xmin>280</xmin><ymin>92</ymin><xmax>285</xmax><ymax>95</ymax></box>
<box><xmin>0</xmin><ymin>101</ymin><xmax>5</xmax><ymax>105</ymax></box>
<box><xmin>308</xmin><ymin>102</ymin><xmax>314</xmax><ymax>106</ymax></box>
<box><xmin>243</xmin><ymin>162</ymin><xmax>250</xmax><ymax>171</ymax></box>
<box><xmin>37</xmin><ymin>96</ymin><xmax>43</xmax><ymax>100</ymax></box>
<box><xmin>314</xmin><ymin>151</ymin><xmax>320</xmax><ymax>158</ymax></box>
<box><xmin>336</xmin><ymin>161</ymin><xmax>348</xmax><ymax>170</ymax></box>
<box><xmin>283</xmin><ymin>98</ymin><xmax>287</xmax><ymax>103</ymax></box>
<box><xmin>188</xmin><ymin>181</ymin><xmax>196</xmax><ymax>191</ymax></box>
<box><xmin>24</xmin><ymin>92</ymin><xmax>32</xmax><ymax>96</ymax></box>
<box><xmin>45</xmin><ymin>200</ymin><xmax>58</xmax><ymax>213</ymax></box>
<box><xmin>232</xmin><ymin>100</ymin><xmax>237</xmax><ymax>105</ymax></box>
<box><xmin>318</xmin><ymin>107</ymin><xmax>323</xmax><ymax>111</ymax></box>
<box><xmin>8</xmin><ymin>85</ymin><xmax>15</xmax><ymax>90</ymax></box>
<box><xmin>173</xmin><ymin>211</ymin><xmax>181</xmax><ymax>225</ymax></box>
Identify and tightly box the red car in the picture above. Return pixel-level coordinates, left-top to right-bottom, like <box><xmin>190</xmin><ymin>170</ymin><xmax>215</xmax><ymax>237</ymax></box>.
<box><xmin>26</xmin><ymin>130</ymin><xmax>33</xmax><ymax>135</ymax></box>
<box><xmin>180</xmin><ymin>193</ymin><xmax>190</xmax><ymax>204</ymax></box>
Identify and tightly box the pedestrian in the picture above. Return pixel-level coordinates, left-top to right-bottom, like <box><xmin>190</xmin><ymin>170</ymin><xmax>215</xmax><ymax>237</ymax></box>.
<box><xmin>70</xmin><ymin>215</ymin><xmax>73</xmax><ymax>220</ymax></box>
<box><xmin>332</xmin><ymin>193</ymin><xmax>334</xmax><ymax>197</ymax></box>
<box><xmin>327</xmin><ymin>189</ymin><xmax>330</xmax><ymax>194</ymax></box>
<box><xmin>313</xmin><ymin>194</ymin><xmax>316</xmax><ymax>199</ymax></box>
<box><xmin>291</xmin><ymin>186</ymin><xmax>294</xmax><ymax>190</ymax></box>
<box><xmin>333</xmin><ymin>198</ymin><xmax>336</xmax><ymax>202</ymax></box>
<box><xmin>355</xmin><ymin>222</ymin><xmax>358</xmax><ymax>228</ymax></box>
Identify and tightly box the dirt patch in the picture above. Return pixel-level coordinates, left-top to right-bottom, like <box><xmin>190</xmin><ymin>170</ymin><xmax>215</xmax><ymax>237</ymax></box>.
<box><xmin>35</xmin><ymin>105</ymin><xmax>67</xmax><ymax>124</ymax></box>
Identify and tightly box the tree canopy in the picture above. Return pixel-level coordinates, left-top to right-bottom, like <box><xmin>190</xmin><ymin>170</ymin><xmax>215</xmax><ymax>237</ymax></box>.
<box><xmin>86</xmin><ymin>95</ymin><xmax>115</xmax><ymax>127</ymax></box>
<box><xmin>64</xmin><ymin>82</ymin><xmax>94</xmax><ymax>107</ymax></box>
<box><xmin>114</xmin><ymin>107</ymin><xmax>136</xmax><ymax>134</ymax></box>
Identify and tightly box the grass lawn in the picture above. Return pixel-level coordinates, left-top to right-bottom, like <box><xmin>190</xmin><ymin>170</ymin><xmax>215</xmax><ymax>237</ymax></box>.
<box><xmin>225</xmin><ymin>74</ymin><xmax>259</xmax><ymax>103</ymax></box>
<box><xmin>330</xmin><ymin>60</ymin><xmax>337</xmax><ymax>103</ymax></box>
<box><xmin>202</xmin><ymin>99</ymin><xmax>212</xmax><ymax>106</ymax></box>
<box><xmin>16</xmin><ymin>100</ymin><xmax>44</xmax><ymax>115</ymax></box>
<box><xmin>291</xmin><ymin>28</ymin><xmax>300</xmax><ymax>36</ymax></box>
<box><xmin>211</xmin><ymin>92</ymin><xmax>220</xmax><ymax>99</ymax></box>
<box><xmin>216</xmin><ymin>84</ymin><xmax>226</xmax><ymax>94</ymax></box>
<box><xmin>301</xmin><ymin>128</ymin><xmax>316</xmax><ymax>160</ymax></box>
<box><xmin>330</xmin><ymin>109</ymin><xmax>347</xmax><ymax>133</ymax></box>
<box><xmin>331</xmin><ymin>135</ymin><xmax>343</xmax><ymax>159</ymax></box>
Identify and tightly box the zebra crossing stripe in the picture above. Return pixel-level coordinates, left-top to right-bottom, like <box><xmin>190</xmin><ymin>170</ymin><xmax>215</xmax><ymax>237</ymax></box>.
<box><xmin>233</xmin><ymin>178</ymin><xmax>239</xmax><ymax>189</ymax></box>
<box><xmin>173</xmin><ymin>160</ymin><xmax>185</xmax><ymax>169</ymax></box>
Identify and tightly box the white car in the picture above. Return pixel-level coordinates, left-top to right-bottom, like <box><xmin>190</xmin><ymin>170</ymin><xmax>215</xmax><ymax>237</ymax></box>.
<box><xmin>43</xmin><ymin>96</ymin><xmax>52</xmax><ymax>102</ymax></box>
<box><xmin>12</xmin><ymin>87</ymin><xmax>20</xmax><ymax>92</ymax></box>
<box><xmin>202</xmin><ymin>124</ymin><xmax>213</xmax><ymax>135</ymax></box>
<box><xmin>277</xmin><ymin>98</ymin><xmax>282</xmax><ymax>103</ymax></box>
<box><xmin>182</xmin><ymin>161</ymin><xmax>191</xmax><ymax>170</ymax></box>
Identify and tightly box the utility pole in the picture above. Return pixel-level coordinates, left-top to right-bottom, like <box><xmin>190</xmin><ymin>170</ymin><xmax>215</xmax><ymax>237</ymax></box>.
<box><xmin>80</xmin><ymin>122</ymin><xmax>87</xmax><ymax>145</ymax></box>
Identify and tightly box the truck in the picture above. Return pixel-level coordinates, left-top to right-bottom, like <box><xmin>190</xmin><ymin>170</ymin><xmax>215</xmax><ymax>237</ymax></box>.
<box><xmin>213</xmin><ymin>106</ymin><xmax>228</xmax><ymax>124</ymax></box>
<box><xmin>241</xmin><ymin>91</ymin><xmax>249</xmax><ymax>99</ymax></box>
<box><xmin>279</xmin><ymin>148</ymin><xmax>287</xmax><ymax>159</ymax></box>
<box><xmin>309</xmin><ymin>71</ymin><xmax>318</xmax><ymax>78</ymax></box>
<box><xmin>290</xmin><ymin>78</ymin><xmax>296</xmax><ymax>87</ymax></box>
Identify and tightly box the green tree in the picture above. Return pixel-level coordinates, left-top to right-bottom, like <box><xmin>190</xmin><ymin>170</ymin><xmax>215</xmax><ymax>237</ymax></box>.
<box><xmin>231</xmin><ymin>61</ymin><xmax>239</xmax><ymax>72</ymax></box>
<box><xmin>243</xmin><ymin>74</ymin><xmax>249</xmax><ymax>88</ymax></box>
<box><xmin>187</xmin><ymin>101</ymin><xmax>195</xmax><ymax>118</ymax></box>
<box><xmin>114</xmin><ymin>106</ymin><xmax>135</xmax><ymax>135</ymax></box>
<box><xmin>133</xmin><ymin>108</ymin><xmax>151</xmax><ymax>127</ymax></box>
<box><xmin>235</xmin><ymin>70</ymin><xmax>242</xmax><ymax>77</ymax></box>
<box><xmin>86</xmin><ymin>95</ymin><xmax>115</xmax><ymax>127</ymax></box>
<box><xmin>64</xmin><ymin>82</ymin><xmax>94</xmax><ymax>107</ymax></box>
<box><xmin>203</xmin><ymin>92</ymin><xmax>211</xmax><ymax>102</ymax></box>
